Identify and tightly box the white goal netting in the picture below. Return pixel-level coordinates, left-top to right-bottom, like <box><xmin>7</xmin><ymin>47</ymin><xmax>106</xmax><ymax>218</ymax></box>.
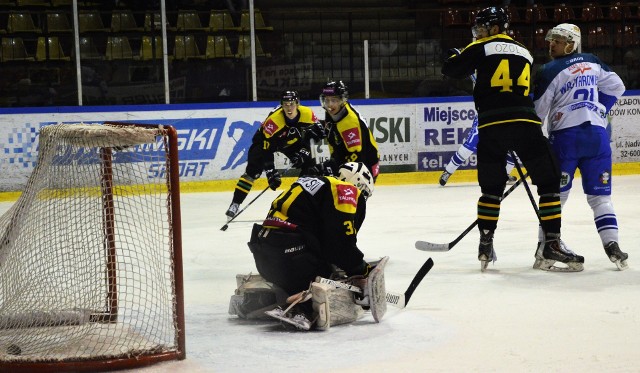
<box><xmin>0</xmin><ymin>123</ymin><xmax>184</xmax><ymax>369</ymax></box>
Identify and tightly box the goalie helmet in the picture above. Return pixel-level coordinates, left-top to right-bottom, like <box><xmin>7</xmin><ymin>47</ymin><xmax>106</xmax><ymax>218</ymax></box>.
<box><xmin>338</xmin><ymin>162</ymin><xmax>374</xmax><ymax>198</ymax></box>
<box><xmin>545</xmin><ymin>23</ymin><xmax>581</xmax><ymax>54</ymax></box>
<box><xmin>473</xmin><ymin>6</ymin><xmax>509</xmax><ymax>37</ymax></box>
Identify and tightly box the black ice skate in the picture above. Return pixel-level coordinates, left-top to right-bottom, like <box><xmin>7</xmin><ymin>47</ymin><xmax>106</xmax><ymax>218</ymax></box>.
<box><xmin>478</xmin><ymin>229</ymin><xmax>496</xmax><ymax>272</ymax></box>
<box><xmin>604</xmin><ymin>241</ymin><xmax>628</xmax><ymax>271</ymax></box>
<box><xmin>439</xmin><ymin>171</ymin><xmax>451</xmax><ymax>186</ymax></box>
<box><xmin>533</xmin><ymin>235</ymin><xmax>584</xmax><ymax>272</ymax></box>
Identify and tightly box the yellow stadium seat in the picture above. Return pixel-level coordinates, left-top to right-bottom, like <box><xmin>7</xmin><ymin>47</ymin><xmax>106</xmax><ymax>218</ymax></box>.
<box><xmin>7</xmin><ymin>12</ymin><xmax>42</xmax><ymax>33</ymax></box>
<box><xmin>1</xmin><ymin>37</ymin><xmax>35</xmax><ymax>62</ymax></box>
<box><xmin>205</xmin><ymin>35</ymin><xmax>237</xmax><ymax>59</ymax></box>
<box><xmin>139</xmin><ymin>36</ymin><xmax>164</xmax><ymax>60</ymax></box>
<box><xmin>106</xmin><ymin>36</ymin><xmax>133</xmax><ymax>60</ymax></box>
<box><xmin>236</xmin><ymin>34</ymin><xmax>270</xmax><ymax>58</ymax></box>
<box><xmin>36</xmin><ymin>36</ymin><xmax>70</xmax><ymax>61</ymax></box>
<box><xmin>173</xmin><ymin>34</ymin><xmax>205</xmax><ymax>60</ymax></box>
<box><xmin>208</xmin><ymin>10</ymin><xmax>240</xmax><ymax>31</ymax></box>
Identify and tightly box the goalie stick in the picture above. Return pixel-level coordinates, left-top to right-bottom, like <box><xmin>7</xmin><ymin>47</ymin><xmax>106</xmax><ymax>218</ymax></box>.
<box><xmin>415</xmin><ymin>174</ymin><xmax>528</xmax><ymax>252</ymax></box>
<box><xmin>317</xmin><ymin>257</ymin><xmax>434</xmax><ymax>308</ymax></box>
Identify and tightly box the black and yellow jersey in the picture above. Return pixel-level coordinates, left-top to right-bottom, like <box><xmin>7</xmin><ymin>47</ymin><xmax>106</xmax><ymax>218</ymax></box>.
<box><xmin>262</xmin><ymin>175</ymin><xmax>366</xmax><ymax>273</ymax></box>
<box><xmin>325</xmin><ymin>102</ymin><xmax>380</xmax><ymax>177</ymax></box>
<box><xmin>441</xmin><ymin>34</ymin><xmax>541</xmax><ymax>129</ymax></box>
<box><xmin>252</xmin><ymin>105</ymin><xmax>320</xmax><ymax>162</ymax></box>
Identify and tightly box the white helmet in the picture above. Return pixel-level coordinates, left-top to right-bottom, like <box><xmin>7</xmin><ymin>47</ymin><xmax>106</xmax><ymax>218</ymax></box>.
<box><xmin>545</xmin><ymin>23</ymin><xmax>581</xmax><ymax>54</ymax></box>
<box><xmin>338</xmin><ymin>162</ymin><xmax>374</xmax><ymax>198</ymax></box>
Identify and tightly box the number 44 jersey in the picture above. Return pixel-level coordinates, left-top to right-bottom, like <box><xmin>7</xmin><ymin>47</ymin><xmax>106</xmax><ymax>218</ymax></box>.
<box><xmin>441</xmin><ymin>34</ymin><xmax>541</xmax><ymax>130</ymax></box>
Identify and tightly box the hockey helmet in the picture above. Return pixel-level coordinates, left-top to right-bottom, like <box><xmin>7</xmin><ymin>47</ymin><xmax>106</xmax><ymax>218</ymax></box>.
<box><xmin>473</xmin><ymin>7</ymin><xmax>509</xmax><ymax>38</ymax></box>
<box><xmin>545</xmin><ymin>23</ymin><xmax>581</xmax><ymax>54</ymax></box>
<box><xmin>320</xmin><ymin>81</ymin><xmax>348</xmax><ymax>110</ymax></box>
<box><xmin>280</xmin><ymin>90</ymin><xmax>299</xmax><ymax>104</ymax></box>
<box><xmin>320</xmin><ymin>81</ymin><xmax>348</xmax><ymax>99</ymax></box>
<box><xmin>338</xmin><ymin>162</ymin><xmax>374</xmax><ymax>198</ymax></box>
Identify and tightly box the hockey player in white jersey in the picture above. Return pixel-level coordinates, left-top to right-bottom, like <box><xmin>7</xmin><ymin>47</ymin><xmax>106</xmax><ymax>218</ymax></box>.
<box><xmin>533</xmin><ymin>23</ymin><xmax>628</xmax><ymax>270</ymax></box>
<box><xmin>439</xmin><ymin>116</ymin><xmax>517</xmax><ymax>186</ymax></box>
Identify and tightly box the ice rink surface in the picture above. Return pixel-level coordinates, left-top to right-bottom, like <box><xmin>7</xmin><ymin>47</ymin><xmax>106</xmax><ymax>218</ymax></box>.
<box><xmin>5</xmin><ymin>175</ymin><xmax>640</xmax><ymax>372</ymax></box>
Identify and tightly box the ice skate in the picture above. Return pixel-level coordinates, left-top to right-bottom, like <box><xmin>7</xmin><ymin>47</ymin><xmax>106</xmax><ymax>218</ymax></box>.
<box><xmin>478</xmin><ymin>229</ymin><xmax>496</xmax><ymax>272</ymax></box>
<box><xmin>439</xmin><ymin>171</ymin><xmax>451</xmax><ymax>186</ymax></box>
<box><xmin>533</xmin><ymin>235</ymin><xmax>584</xmax><ymax>272</ymax></box>
<box><xmin>604</xmin><ymin>241</ymin><xmax>628</xmax><ymax>271</ymax></box>
<box><xmin>264</xmin><ymin>306</ymin><xmax>314</xmax><ymax>331</ymax></box>
<box><xmin>225</xmin><ymin>202</ymin><xmax>239</xmax><ymax>221</ymax></box>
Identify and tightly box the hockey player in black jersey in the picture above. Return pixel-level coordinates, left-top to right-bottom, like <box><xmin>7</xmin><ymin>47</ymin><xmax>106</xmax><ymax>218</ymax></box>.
<box><xmin>441</xmin><ymin>6</ymin><xmax>584</xmax><ymax>272</ymax></box>
<box><xmin>311</xmin><ymin>81</ymin><xmax>381</xmax><ymax>180</ymax></box>
<box><xmin>229</xmin><ymin>162</ymin><xmax>387</xmax><ymax>330</ymax></box>
<box><xmin>225</xmin><ymin>90</ymin><xmax>325</xmax><ymax>221</ymax></box>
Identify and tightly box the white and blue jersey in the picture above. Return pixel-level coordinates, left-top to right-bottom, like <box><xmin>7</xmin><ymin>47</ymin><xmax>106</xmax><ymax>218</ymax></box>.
<box><xmin>533</xmin><ymin>53</ymin><xmax>625</xmax><ymax>196</ymax></box>
<box><xmin>533</xmin><ymin>53</ymin><xmax>625</xmax><ymax>132</ymax></box>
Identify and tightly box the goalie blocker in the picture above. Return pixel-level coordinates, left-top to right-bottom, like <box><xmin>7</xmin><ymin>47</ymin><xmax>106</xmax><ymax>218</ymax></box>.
<box><xmin>229</xmin><ymin>257</ymin><xmax>389</xmax><ymax>330</ymax></box>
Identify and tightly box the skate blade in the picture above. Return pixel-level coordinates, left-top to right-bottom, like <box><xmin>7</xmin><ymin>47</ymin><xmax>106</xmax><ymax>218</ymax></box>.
<box><xmin>614</xmin><ymin>259</ymin><xmax>629</xmax><ymax>271</ymax></box>
<box><xmin>533</xmin><ymin>259</ymin><xmax>584</xmax><ymax>272</ymax></box>
<box><xmin>480</xmin><ymin>260</ymin><xmax>489</xmax><ymax>272</ymax></box>
<box><xmin>264</xmin><ymin>309</ymin><xmax>311</xmax><ymax>330</ymax></box>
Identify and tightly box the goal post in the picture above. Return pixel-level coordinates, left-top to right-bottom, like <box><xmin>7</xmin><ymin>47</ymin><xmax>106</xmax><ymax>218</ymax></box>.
<box><xmin>0</xmin><ymin>122</ymin><xmax>185</xmax><ymax>372</ymax></box>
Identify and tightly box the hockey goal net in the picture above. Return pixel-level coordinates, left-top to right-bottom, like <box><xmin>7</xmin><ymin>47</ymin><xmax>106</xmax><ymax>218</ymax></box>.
<box><xmin>0</xmin><ymin>122</ymin><xmax>185</xmax><ymax>372</ymax></box>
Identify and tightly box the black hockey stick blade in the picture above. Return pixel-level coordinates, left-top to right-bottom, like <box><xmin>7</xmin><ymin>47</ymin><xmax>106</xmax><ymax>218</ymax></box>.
<box><xmin>397</xmin><ymin>257</ymin><xmax>434</xmax><ymax>308</ymax></box>
<box><xmin>415</xmin><ymin>174</ymin><xmax>528</xmax><ymax>252</ymax></box>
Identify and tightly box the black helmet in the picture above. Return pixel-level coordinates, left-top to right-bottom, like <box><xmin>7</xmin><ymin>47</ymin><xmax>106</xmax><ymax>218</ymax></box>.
<box><xmin>474</xmin><ymin>7</ymin><xmax>509</xmax><ymax>33</ymax></box>
<box><xmin>320</xmin><ymin>81</ymin><xmax>348</xmax><ymax>100</ymax></box>
<box><xmin>280</xmin><ymin>90</ymin><xmax>299</xmax><ymax>103</ymax></box>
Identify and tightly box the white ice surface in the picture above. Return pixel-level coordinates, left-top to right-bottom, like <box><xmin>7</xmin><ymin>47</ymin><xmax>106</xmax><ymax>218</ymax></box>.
<box><xmin>3</xmin><ymin>175</ymin><xmax>640</xmax><ymax>372</ymax></box>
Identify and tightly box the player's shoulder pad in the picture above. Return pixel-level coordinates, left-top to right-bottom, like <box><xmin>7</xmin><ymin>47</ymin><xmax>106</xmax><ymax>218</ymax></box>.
<box><xmin>296</xmin><ymin>176</ymin><xmax>326</xmax><ymax>195</ymax></box>
<box><xmin>328</xmin><ymin>177</ymin><xmax>360</xmax><ymax>214</ymax></box>
<box><xmin>262</xmin><ymin>109</ymin><xmax>287</xmax><ymax>138</ymax></box>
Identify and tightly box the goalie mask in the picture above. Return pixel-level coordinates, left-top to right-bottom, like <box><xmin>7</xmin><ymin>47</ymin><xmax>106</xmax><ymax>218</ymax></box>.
<box><xmin>338</xmin><ymin>162</ymin><xmax>374</xmax><ymax>198</ymax></box>
<box><xmin>545</xmin><ymin>23</ymin><xmax>581</xmax><ymax>54</ymax></box>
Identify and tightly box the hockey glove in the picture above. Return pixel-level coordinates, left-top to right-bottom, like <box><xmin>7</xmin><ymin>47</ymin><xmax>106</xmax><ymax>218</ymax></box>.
<box><xmin>265</xmin><ymin>168</ymin><xmax>281</xmax><ymax>190</ymax></box>
<box><xmin>307</xmin><ymin>121</ymin><xmax>326</xmax><ymax>142</ymax></box>
<box><xmin>447</xmin><ymin>48</ymin><xmax>462</xmax><ymax>57</ymax></box>
<box><xmin>289</xmin><ymin>147</ymin><xmax>312</xmax><ymax>168</ymax></box>
<box><xmin>309</xmin><ymin>159</ymin><xmax>337</xmax><ymax>177</ymax></box>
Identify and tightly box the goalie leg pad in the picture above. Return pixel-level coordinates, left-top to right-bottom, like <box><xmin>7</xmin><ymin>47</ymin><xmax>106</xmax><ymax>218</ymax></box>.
<box><xmin>311</xmin><ymin>282</ymin><xmax>363</xmax><ymax>331</ymax></box>
<box><xmin>367</xmin><ymin>256</ymin><xmax>389</xmax><ymax>322</ymax></box>
<box><xmin>229</xmin><ymin>273</ymin><xmax>289</xmax><ymax>319</ymax></box>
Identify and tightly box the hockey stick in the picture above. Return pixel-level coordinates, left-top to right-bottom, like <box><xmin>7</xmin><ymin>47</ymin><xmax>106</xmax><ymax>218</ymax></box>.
<box><xmin>220</xmin><ymin>186</ymin><xmax>269</xmax><ymax>231</ymax></box>
<box><xmin>415</xmin><ymin>174</ymin><xmax>528</xmax><ymax>251</ymax></box>
<box><xmin>317</xmin><ymin>257</ymin><xmax>434</xmax><ymax>308</ymax></box>
<box><xmin>221</xmin><ymin>166</ymin><xmax>297</xmax><ymax>231</ymax></box>
<box><xmin>509</xmin><ymin>151</ymin><xmax>541</xmax><ymax>219</ymax></box>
